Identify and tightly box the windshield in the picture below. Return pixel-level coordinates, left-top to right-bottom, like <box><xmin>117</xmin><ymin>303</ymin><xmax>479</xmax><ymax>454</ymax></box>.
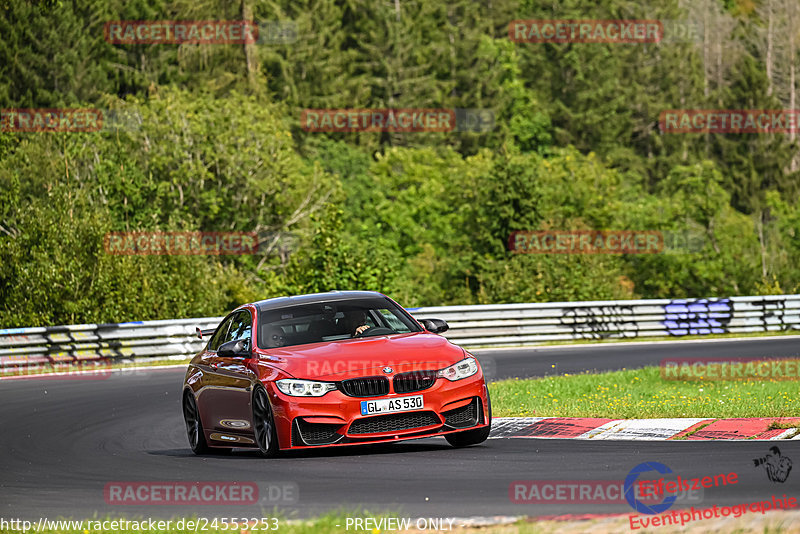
<box><xmin>257</xmin><ymin>297</ymin><xmax>422</xmax><ymax>349</ymax></box>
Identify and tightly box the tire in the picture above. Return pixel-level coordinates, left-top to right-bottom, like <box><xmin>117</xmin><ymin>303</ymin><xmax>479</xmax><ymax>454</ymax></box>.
<box><xmin>445</xmin><ymin>394</ymin><xmax>492</xmax><ymax>448</ymax></box>
<box><xmin>252</xmin><ymin>386</ymin><xmax>280</xmax><ymax>457</ymax></box>
<box><xmin>183</xmin><ymin>391</ymin><xmax>211</xmax><ymax>455</ymax></box>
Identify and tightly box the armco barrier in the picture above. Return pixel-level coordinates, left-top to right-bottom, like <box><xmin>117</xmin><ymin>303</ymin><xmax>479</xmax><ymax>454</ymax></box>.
<box><xmin>1</xmin><ymin>295</ymin><xmax>798</xmax><ymax>369</ymax></box>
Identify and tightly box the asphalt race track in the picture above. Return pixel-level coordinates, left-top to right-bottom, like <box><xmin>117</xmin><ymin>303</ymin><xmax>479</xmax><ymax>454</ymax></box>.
<box><xmin>1</xmin><ymin>337</ymin><xmax>799</xmax><ymax>520</ymax></box>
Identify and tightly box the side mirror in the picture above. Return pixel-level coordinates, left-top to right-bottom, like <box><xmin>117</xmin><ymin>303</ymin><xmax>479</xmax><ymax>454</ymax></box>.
<box><xmin>419</xmin><ymin>318</ymin><xmax>449</xmax><ymax>334</ymax></box>
<box><xmin>218</xmin><ymin>338</ymin><xmax>250</xmax><ymax>358</ymax></box>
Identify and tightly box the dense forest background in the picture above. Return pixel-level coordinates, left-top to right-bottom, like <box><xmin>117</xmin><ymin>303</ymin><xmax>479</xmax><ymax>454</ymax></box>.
<box><xmin>1</xmin><ymin>0</ymin><xmax>799</xmax><ymax>327</ymax></box>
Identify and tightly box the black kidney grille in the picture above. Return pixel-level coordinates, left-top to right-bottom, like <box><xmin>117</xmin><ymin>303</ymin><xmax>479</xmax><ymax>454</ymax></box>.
<box><xmin>443</xmin><ymin>398</ymin><xmax>480</xmax><ymax>428</ymax></box>
<box><xmin>393</xmin><ymin>370</ymin><xmax>437</xmax><ymax>394</ymax></box>
<box><xmin>339</xmin><ymin>376</ymin><xmax>389</xmax><ymax>397</ymax></box>
<box><xmin>349</xmin><ymin>411</ymin><xmax>441</xmax><ymax>435</ymax></box>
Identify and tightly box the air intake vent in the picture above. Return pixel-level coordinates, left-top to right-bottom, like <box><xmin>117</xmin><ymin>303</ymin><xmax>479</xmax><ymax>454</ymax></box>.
<box><xmin>443</xmin><ymin>398</ymin><xmax>481</xmax><ymax>428</ymax></box>
<box><xmin>292</xmin><ymin>419</ymin><xmax>343</xmax><ymax>446</ymax></box>
<box><xmin>349</xmin><ymin>411</ymin><xmax>440</xmax><ymax>435</ymax></box>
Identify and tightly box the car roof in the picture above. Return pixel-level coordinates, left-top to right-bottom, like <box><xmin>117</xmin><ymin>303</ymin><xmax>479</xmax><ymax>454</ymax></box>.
<box><xmin>252</xmin><ymin>290</ymin><xmax>390</xmax><ymax>312</ymax></box>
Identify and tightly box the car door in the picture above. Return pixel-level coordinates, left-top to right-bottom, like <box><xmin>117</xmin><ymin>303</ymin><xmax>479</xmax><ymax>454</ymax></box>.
<box><xmin>200</xmin><ymin>310</ymin><xmax>257</xmax><ymax>441</ymax></box>
<box><xmin>194</xmin><ymin>313</ymin><xmax>235</xmax><ymax>431</ymax></box>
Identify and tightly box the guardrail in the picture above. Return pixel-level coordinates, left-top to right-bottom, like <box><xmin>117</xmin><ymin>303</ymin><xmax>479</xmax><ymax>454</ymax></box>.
<box><xmin>1</xmin><ymin>295</ymin><xmax>798</xmax><ymax>369</ymax></box>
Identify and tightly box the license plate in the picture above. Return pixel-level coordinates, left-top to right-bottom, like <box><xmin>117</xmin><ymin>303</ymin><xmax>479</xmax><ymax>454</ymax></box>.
<box><xmin>360</xmin><ymin>395</ymin><xmax>423</xmax><ymax>415</ymax></box>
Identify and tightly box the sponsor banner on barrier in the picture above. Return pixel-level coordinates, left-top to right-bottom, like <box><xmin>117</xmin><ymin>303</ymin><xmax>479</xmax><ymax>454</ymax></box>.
<box><xmin>300</xmin><ymin>108</ymin><xmax>494</xmax><ymax>133</ymax></box>
<box><xmin>103</xmin><ymin>231</ymin><xmax>258</xmax><ymax>255</ymax></box>
<box><xmin>661</xmin><ymin>357</ymin><xmax>800</xmax><ymax>381</ymax></box>
<box><xmin>659</xmin><ymin>109</ymin><xmax>800</xmax><ymax>134</ymax></box>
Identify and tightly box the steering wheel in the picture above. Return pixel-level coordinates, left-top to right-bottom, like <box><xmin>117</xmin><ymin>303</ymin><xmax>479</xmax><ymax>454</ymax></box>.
<box><xmin>354</xmin><ymin>326</ymin><xmax>395</xmax><ymax>338</ymax></box>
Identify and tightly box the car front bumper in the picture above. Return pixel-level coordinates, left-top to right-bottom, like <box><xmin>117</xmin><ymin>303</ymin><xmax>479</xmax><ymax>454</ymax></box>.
<box><xmin>266</xmin><ymin>374</ymin><xmax>490</xmax><ymax>450</ymax></box>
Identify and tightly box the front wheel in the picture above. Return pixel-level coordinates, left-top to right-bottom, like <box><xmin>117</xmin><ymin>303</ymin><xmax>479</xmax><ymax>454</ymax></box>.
<box><xmin>183</xmin><ymin>391</ymin><xmax>210</xmax><ymax>455</ymax></box>
<box><xmin>252</xmin><ymin>387</ymin><xmax>280</xmax><ymax>457</ymax></box>
<box><xmin>445</xmin><ymin>394</ymin><xmax>492</xmax><ymax>448</ymax></box>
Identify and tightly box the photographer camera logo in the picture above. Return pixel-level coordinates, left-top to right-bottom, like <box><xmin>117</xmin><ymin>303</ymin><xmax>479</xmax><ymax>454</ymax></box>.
<box><xmin>754</xmin><ymin>446</ymin><xmax>792</xmax><ymax>483</ymax></box>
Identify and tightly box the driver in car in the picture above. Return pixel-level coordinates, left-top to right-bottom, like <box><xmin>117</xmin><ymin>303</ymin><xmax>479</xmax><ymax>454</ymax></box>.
<box><xmin>341</xmin><ymin>310</ymin><xmax>370</xmax><ymax>337</ymax></box>
<box><xmin>264</xmin><ymin>326</ymin><xmax>287</xmax><ymax>348</ymax></box>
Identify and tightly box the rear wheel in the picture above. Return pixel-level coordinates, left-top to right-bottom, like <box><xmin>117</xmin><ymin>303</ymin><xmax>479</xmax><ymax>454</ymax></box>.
<box><xmin>445</xmin><ymin>394</ymin><xmax>492</xmax><ymax>448</ymax></box>
<box><xmin>183</xmin><ymin>391</ymin><xmax>210</xmax><ymax>455</ymax></box>
<box><xmin>253</xmin><ymin>387</ymin><xmax>279</xmax><ymax>457</ymax></box>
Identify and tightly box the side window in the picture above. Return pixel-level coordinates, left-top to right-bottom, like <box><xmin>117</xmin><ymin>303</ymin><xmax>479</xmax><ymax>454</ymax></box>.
<box><xmin>229</xmin><ymin>310</ymin><xmax>252</xmax><ymax>345</ymax></box>
<box><xmin>378</xmin><ymin>308</ymin><xmax>408</xmax><ymax>331</ymax></box>
<box><xmin>208</xmin><ymin>315</ymin><xmax>235</xmax><ymax>352</ymax></box>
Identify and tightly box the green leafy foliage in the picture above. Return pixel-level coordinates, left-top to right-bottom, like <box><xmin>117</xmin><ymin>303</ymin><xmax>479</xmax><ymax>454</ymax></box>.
<box><xmin>1</xmin><ymin>0</ymin><xmax>799</xmax><ymax>327</ymax></box>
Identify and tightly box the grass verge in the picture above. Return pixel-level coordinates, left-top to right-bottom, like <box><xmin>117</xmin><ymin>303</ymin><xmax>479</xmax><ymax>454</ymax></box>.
<box><xmin>488</xmin><ymin>365</ymin><xmax>800</xmax><ymax>419</ymax></box>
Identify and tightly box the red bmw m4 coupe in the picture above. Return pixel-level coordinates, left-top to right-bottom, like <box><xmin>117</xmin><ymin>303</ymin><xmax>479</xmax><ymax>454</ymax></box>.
<box><xmin>182</xmin><ymin>291</ymin><xmax>491</xmax><ymax>456</ymax></box>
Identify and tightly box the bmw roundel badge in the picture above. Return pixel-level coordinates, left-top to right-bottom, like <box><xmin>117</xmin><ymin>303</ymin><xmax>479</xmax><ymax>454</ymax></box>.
<box><xmin>383</xmin><ymin>366</ymin><xmax>393</xmax><ymax>374</ymax></box>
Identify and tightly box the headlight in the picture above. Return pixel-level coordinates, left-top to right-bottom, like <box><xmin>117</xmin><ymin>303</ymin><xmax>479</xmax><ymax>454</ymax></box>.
<box><xmin>437</xmin><ymin>357</ymin><xmax>479</xmax><ymax>381</ymax></box>
<box><xmin>275</xmin><ymin>379</ymin><xmax>337</xmax><ymax>397</ymax></box>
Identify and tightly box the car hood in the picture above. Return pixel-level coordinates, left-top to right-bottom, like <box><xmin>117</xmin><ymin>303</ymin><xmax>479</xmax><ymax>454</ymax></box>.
<box><xmin>256</xmin><ymin>333</ymin><xmax>466</xmax><ymax>380</ymax></box>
